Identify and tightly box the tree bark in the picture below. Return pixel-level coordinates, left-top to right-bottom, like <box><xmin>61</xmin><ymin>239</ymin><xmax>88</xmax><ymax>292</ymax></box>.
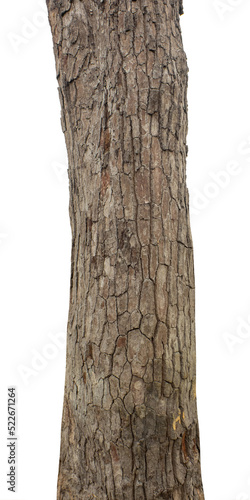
<box><xmin>46</xmin><ymin>1</ymin><xmax>204</xmax><ymax>498</ymax></box>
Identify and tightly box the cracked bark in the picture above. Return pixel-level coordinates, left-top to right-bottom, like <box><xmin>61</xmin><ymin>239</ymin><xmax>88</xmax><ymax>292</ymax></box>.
<box><xmin>46</xmin><ymin>0</ymin><xmax>204</xmax><ymax>498</ymax></box>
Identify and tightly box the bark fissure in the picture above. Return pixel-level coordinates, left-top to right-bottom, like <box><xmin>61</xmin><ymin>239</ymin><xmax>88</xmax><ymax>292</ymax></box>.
<box><xmin>46</xmin><ymin>0</ymin><xmax>204</xmax><ymax>498</ymax></box>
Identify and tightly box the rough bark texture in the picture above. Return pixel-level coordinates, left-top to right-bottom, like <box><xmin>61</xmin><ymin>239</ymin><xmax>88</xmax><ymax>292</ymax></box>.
<box><xmin>46</xmin><ymin>1</ymin><xmax>204</xmax><ymax>498</ymax></box>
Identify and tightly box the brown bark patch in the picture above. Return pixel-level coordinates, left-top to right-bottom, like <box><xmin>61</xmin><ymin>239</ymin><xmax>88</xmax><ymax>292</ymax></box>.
<box><xmin>86</xmin><ymin>217</ymin><xmax>92</xmax><ymax>233</ymax></box>
<box><xmin>110</xmin><ymin>443</ymin><xmax>120</xmax><ymax>463</ymax></box>
<box><xmin>117</xmin><ymin>336</ymin><xmax>127</xmax><ymax>348</ymax></box>
<box><xmin>86</xmin><ymin>342</ymin><xmax>93</xmax><ymax>360</ymax></box>
<box><xmin>100</xmin><ymin>128</ymin><xmax>111</xmax><ymax>153</ymax></box>
<box><xmin>182</xmin><ymin>432</ymin><xmax>188</xmax><ymax>462</ymax></box>
<box><xmin>101</xmin><ymin>169</ymin><xmax>110</xmax><ymax>197</ymax></box>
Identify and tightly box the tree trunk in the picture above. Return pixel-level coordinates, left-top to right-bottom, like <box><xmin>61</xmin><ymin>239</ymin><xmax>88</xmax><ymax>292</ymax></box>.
<box><xmin>46</xmin><ymin>1</ymin><xmax>204</xmax><ymax>498</ymax></box>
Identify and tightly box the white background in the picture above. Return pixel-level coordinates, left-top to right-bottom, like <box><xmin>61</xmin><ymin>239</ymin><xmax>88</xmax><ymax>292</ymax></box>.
<box><xmin>1</xmin><ymin>1</ymin><xmax>250</xmax><ymax>499</ymax></box>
